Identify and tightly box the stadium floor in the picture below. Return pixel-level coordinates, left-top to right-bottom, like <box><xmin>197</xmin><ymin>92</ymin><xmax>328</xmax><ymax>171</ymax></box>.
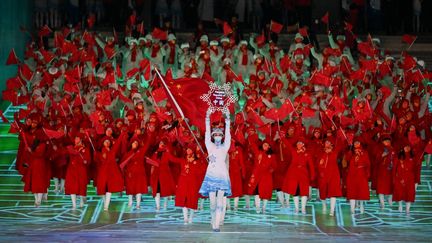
<box><xmin>0</xmin><ymin>103</ymin><xmax>431</xmax><ymax>242</ymax></box>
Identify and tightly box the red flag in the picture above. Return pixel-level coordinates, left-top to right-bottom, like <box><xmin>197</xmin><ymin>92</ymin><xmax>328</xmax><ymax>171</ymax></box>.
<box><xmin>126</xmin><ymin>68</ymin><xmax>140</xmax><ymax>79</ymax></box>
<box><xmin>378</xmin><ymin>62</ymin><xmax>392</xmax><ymax>77</ymax></box>
<box><xmin>360</xmin><ymin>59</ymin><xmax>377</xmax><ymax>72</ymax></box>
<box><xmin>350</xmin><ymin>68</ymin><xmax>366</xmax><ymax>81</ymax></box>
<box><xmin>401</xmin><ymin>52</ymin><xmax>417</xmax><ymax>70</ymax></box>
<box><xmin>19</xmin><ymin>63</ymin><xmax>33</xmax><ymax>81</ymax></box>
<box><xmin>344</xmin><ymin>21</ymin><xmax>353</xmax><ymax>32</ymax></box>
<box><xmin>247</xmin><ymin>110</ymin><xmax>265</xmax><ymax>126</ymax></box>
<box><xmin>160</xmin><ymin>76</ymin><xmax>210</xmax><ymax>132</ymax></box>
<box><xmin>302</xmin><ymin>107</ymin><xmax>316</xmax><ymax>118</ymax></box>
<box><xmin>298</xmin><ymin>27</ymin><xmax>308</xmax><ymax>37</ymax></box>
<box><xmin>128</xmin><ymin>14</ymin><xmax>136</xmax><ymax>26</ymax></box>
<box><xmin>38</xmin><ymin>25</ymin><xmax>52</xmax><ymax>37</ymax></box>
<box><xmin>6</xmin><ymin>77</ymin><xmax>24</xmax><ymax>90</ymax></box>
<box><xmin>87</xmin><ymin>14</ymin><xmax>96</xmax><ymax>28</ymax></box>
<box><xmin>63</xmin><ymin>82</ymin><xmax>80</xmax><ymax>93</ymax></box>
<box><xmin>137</xmin><ymin>22</ymin><xmax>145</xmax><ymax>35</ymax></box>
<box><xmin>321</xmin><ymin>12</ymin><xmax>329</xmax><ymax>24</ymax></box>
<box><xmin>357</xmin><ymin>42</ymin><xmax>375</xmax><ymax>57</ymax></box>
<box><xmin>402</xmin><ymin>34</ymin><xmax>417</xmax><ymax>46</ymax></box>
<box><xmin>152</xmin><ymin>28</ymin><xmax>167</xmax><ymax>40</ymax></box>
<box><xmin>310</xmin><ymin>71</ymin><xmax>331</xmax><ymax>86</ymax></box>
<box><xmin>6</xmin><ymin>49</ymin><xmax>19</xmax><ymax>65</ymax></box>
<box><xmin>256</xmin><ymin>33</ymin><xmax>266</xmax><ymax>45</ymax></box>
<box><xmin>270</xmin><ymin>20</ymin><xmax>283</xmax><ymax>34</ymax></box>
<box><xmin>223</xmin><ymin>22</ymin><xmax>233</xmax><ymax>36</ymax></box>
<box><xmin>40</xmin><ymin>49</ymin><xmax>55</xmax><ymax>63</ymax></box>
<box><xmin>43</xmin><ymin>128</ymin><xmax>65</xmax><ymax>139</ymax></box>
<box><xmin>264</xmin><ymin>108</ymin><xmax>280</xmax><ymax>121</ymax></box>
<box><xmin>151</xmin><ymin>87</ymin><xmax>168</xmax><ymax>103</ymax></box>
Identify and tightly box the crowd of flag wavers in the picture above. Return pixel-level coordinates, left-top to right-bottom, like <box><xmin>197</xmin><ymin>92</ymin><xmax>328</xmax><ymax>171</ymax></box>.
<box><xmin>2</xmin><ymin>20</ymin><xmax>432</xmax><ymax>229</ymax></box>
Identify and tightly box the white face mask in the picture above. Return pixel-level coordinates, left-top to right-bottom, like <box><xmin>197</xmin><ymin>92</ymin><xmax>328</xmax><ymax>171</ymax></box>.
<box><xmin>214</xmin><ymin>136</ymin><xmax>222</xmax><ymax>142</ymax></box>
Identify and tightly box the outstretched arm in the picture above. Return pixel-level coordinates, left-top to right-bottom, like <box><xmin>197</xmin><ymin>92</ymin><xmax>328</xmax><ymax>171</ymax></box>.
<box><xmin>204</xmin><ymin>108</ymin><xmax>212</xmax><ymax>148</ymax></box>
<box><xmin>224</xmin><ymin>109</ymin><xmax>231</xmax><ymax>149</ymax></box>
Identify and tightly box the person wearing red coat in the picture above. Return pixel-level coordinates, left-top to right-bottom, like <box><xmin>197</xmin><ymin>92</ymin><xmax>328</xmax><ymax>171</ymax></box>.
<box><xmin>65</xmin><ymin>134</ymin><xmax>91</xmax><ymax>209</ymax></box>
<box><xmin>119</xmin><ymin>137</ymin><xmax>148</xmax><ymax>209</ymax></box>
<box><xmin>317</xmin><ymin>140</ymin><xmax>342</xmax><ymax>216</ymax></box>
<box><xmin>227</xmin><ymin>140</ymin><xmax>245</xmax><ymax>211</ymax></box>
<box><xmin>282</xmin><ymin>139</ymin><xmax>315</xmax><ymax>214</ymax></box>
<box><xmin>174</xmin><ymin>144</ymin><xmax>203</xmax><ymax>224</ymax></box>
<box><xmin>345</xmin><ymin>140</ymin><xmax>371</xmax><ymax>214</ymax></box>
<box><xmin>247</xmin><ymin>140</ymin><xmax>276</xmax><ymax>214</ymax></box>
<box><xmin>393</xmin><ymin>145</ymin><xmax>416</xmax><ymax>214</ymax></box>
<box><xmin>375</xmin><ymin>135</ymin><xmax>397</xmax><ymax>209</ymax></box>
<box><xmin>150</xmin><ymin>139</ymin><xmax>178</xmax><ymax>211</ymax></box>
<box><xmin>23</xmin><ymin>115</ymin><xmax>50</xmax><ymax>208</ymax></box>
<box><xmin>96</xmin><ymin>131</ymin><xmax>126</xmax><ymax>211</ymax></box>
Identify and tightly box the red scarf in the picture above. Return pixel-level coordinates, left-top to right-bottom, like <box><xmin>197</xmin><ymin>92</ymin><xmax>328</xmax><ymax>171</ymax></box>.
<box><xmin>131</xmin><ymin>47</ymin><xmax>137</xmax><ymax>62</ymax></box>
<box><xmin>241</xmin><ymin>51</ymin><xmax>248</xmax><ymax>65</ymax></box>
<box><xmin>151</xmin><ymin>45</ymin><xmax>160</xmax><ymax>58</ymax></box>
<box><xmin>168</xmin><ymin>44</ymin><xmax>175</xmax><ymax>64</ymax></box>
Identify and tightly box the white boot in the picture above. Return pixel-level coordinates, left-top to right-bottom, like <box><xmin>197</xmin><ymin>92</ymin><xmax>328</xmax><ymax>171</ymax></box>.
<box><xmin>104</xmin><ymin>192</ymin><xmax>112</xmax><ymax>210</ymax></box>
<box><xmin>293</xmin><ymin>196</ymin><xmax>299</xmax><ymax>214</ymax></box>
<box><xmin>136</xmin><ymin>194</ymin><xmax>142</xmax><ymax>209</ymax></box>
<box><xmin>188</xmin><ymin>210</ymin><xmax>194</xmax><ymax>224</ymax></box>
<box><xmin>322</xmin><ymin>200</ymin><xmax>327</xmax><ymax>214</ymax></box>
<box><xmin>182</xmin><ymin>207</ymin><xmax>188</xmax><ymax>225</ymax></box>
<box><xmin>277</xmin><ymin>191</ymin><xmax>285</xmax><ymax>208</ymax></box>
<box><xmin>301</xmin><ymin>196</ymin><xmax>307</xmax><ymax>214</ymax></box>
<box><xmin>155</xmin><ymin>193</ymin><xmax>161</xmax><ymax>211</ymax></box>
<box><xmin>284</xmin><ymin>193</ymin><xmax>291</xmax><ymax>209</ymax></box>
<box><xmin>79</xmin><ymin>196</ymin><xmax>85</xmax><ymax>208</ymax></box>
<box><xmin>71</xmin><ymin>194</ymin><xmax>77</xmax><ymax>209</ymax></box>
<box><xmin>254</xmin><ymin>195</ymin><xmax>261</xmax><ymax>213</ymax></box>
<box><xmin>350</xmin><ymin>200</ymin><xmax>356</xmax><ymax>214</ymax></box>
<box><xmin>329</xmin><ymin>197</ymin><xmax>336</xmax><ymax>216</ymax></box>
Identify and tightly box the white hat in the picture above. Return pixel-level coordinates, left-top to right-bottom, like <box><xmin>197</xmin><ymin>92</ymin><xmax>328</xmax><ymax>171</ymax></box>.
<box><xmin>180</xmin><ymin>43</ymin><xmax>190</xmax><ymax>49</ymax></box>
<box><xmin>253</xmin><ymin>54</ymin><xmax>263</xmax><ymax>60</ymax></box>
<box><xmin>417</xmin><ymin>60</ymin><xmax>425</xmax><ymax>68</ymax></box>
<box><xmin>336</xmin><ymin>35</ymin><xmax>346</xmax><ymax>41</ymax></box>
<box><xmin>48</xmin><ymin>67</ymin><xmax>58</xmax><ymax>75</ymax></box>
<box><xmin>295</xmin><ymin>33</ymin><xmax>304</xmax><ymax>40</ymax></box>
<box><xmin>210</xmin><ymin>40</ymin><xmax>218</xmax><ymax>46</ymax></box>
<box><xmin>168</xmin><ymin>33</ymin><xmax>176</xmax><ymax>41</ymax></box>
<box><xmin>211</xmin><ymin>127</ymin><xmax>224</xmax><ymax>136</ymax></box>
<box><xmin>106</xmin><ymin>36</ymin><xmax>115</xmax><ymax>42</ymax></box>
<box><xmin>221</xmin><ymin>37</ymin><xmax>229</xmax><ymax>43</ymax></box>
<box><xmin>372</xmin><ymin>38</ymin><xmax>381</xmax><ymax>44</ymax></box>
<box><xmin>128</xmin><ymin>38</ymin><xmax>138</xmax><ymax>46</ymax></box>
<box><xmin>145</xmin><ymin>34</ymin><xmax>153</xmax><ymax>41</ymax></box>
<box><xmin>138</xmin><ymin>37</ymin><xmax>146</xmax><ymax>43</ymax></box>
<box><xmin>239</xmin><ymin>40</ymin><xmax>247</xmax><ymax>46</ymax></box>
<box><xmin>200</xmin><ymin>35</ymin><xmax>209</xmax><ymax>42</ymax></box>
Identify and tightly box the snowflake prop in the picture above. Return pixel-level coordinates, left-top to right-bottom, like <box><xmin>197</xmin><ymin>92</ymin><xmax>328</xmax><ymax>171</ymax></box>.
<box><xmin>200</xmin><ymin>82</ymin><xmax>237</xmax><ymax>113</ymax></box>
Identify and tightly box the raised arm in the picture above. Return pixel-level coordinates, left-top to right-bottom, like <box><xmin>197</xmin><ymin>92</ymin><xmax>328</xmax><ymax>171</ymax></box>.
<box><xmin>224</xmin><ymin>109</ymin><xmax>231</xmax><ymax>150</ymax></box>
<box><xmin>204</xmin><ymin>108</ymin><xmax>212</xmax><ymax>148</ymax></box>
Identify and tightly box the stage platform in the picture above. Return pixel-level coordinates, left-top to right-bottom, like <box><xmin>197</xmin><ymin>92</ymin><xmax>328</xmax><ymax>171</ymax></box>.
<box><xmin>0</xmin><ymin>104</ymin><xmax>431</xmax><ymax>242</ymax></box>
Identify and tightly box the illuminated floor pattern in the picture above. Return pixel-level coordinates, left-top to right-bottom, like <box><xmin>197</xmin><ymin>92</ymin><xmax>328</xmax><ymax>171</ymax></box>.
<box><xmin>0</xmin><ymin>104</ymin><xmax>431</xmax><ymax>242</ymax></box>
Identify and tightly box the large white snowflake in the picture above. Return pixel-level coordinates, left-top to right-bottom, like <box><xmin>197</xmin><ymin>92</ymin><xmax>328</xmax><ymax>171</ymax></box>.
<box><xmin>200</xmin><ymin>82</ymin><xmax>238</xmax><ymax>113</ymax></box>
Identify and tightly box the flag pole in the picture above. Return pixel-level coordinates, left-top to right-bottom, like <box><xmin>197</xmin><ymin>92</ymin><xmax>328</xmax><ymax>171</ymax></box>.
<box><xmin>154</xmin><ymin>67</ymin><xmax>206</xmax><ymax>156</ymax></box>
